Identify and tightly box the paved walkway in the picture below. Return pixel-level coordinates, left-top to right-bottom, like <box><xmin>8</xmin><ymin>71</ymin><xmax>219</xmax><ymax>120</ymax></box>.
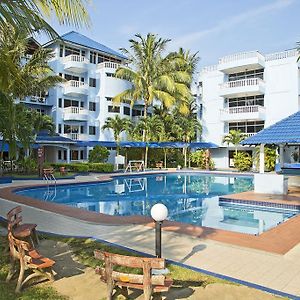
<box><xmin>0</xmin><ymin>184</ymin><xmax>300</xmax><ymax>298</ymax></box>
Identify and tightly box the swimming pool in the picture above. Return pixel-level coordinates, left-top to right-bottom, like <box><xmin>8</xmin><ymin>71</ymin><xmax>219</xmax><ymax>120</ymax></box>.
<box><xmin>15</xmin><ymin>173</ymin><xmax>299</xmax><ymax>235</ymax></box>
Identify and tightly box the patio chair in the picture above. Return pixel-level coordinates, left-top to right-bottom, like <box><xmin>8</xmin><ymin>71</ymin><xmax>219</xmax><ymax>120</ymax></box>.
<box><xmin>7</xmin><ymin>206</ymin><xmax>39</xmax><ymax>247</ymax></box>
<box><xmin>94</xmin><ymin>250</ymin><xmax>172</xmax><ymax>300</ymax></box>
<box><xmin>6</xmin><ymin>232</ymin><xmax>55</xmax><ymax>292</ymax></box>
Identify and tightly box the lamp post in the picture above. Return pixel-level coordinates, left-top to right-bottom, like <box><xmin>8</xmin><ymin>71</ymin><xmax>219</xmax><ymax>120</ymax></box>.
<box><xmin>150</xmin><ymin>203</ymin><xmax>168</xmax><ymax>258</ymax></box>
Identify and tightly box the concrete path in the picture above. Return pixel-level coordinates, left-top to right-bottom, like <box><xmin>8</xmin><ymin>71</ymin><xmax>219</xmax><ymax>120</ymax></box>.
<box><xmin>1</xmin><ymin>176</ymin><xmax>300</xmax><ymax>298</ymax></box>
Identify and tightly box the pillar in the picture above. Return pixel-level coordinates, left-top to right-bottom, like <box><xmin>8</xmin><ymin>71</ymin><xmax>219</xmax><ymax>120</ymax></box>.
<box><xmin>279</xmin><ymin>144</ymin><xmax>284</xmax><ymax>168</ymax></box>
<box><xmin>66</xmin><ymin>148</ymin><xmax>70</xmax><ymax>163</ymax></box>
<box><xmin>259</xmin><ymin>144</ymin><xmax>265</xmax><ymax>174</ymax></box>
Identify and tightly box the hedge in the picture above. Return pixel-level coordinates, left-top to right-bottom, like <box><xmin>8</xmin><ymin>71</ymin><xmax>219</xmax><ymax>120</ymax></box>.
<box><xmin>49</xmin><ymin>162</ymin><xmax>114</xmax><ymax>173</ymax></box>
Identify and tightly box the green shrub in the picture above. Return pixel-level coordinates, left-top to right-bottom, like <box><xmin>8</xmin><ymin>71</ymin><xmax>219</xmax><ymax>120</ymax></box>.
<box><xmin>88</xmin><ymin>163</ymin><xmax>114</xmax><ymax>172</ymax></box>
<box><xmin>233</xmin><ymin>151</ymin><xmax>252</xmax><ymax>171</ymax></box>
<box><xmin>68</xmin><ymin>163</ymin><xmax>89</xmax><ymax>172</ymax></box>
<box><xmin>254</xmin><ymin>146</ymin><xmax>278</xmax><ymax>172</ymax></box>
<box><xmin>17</xmin><ymin>157</ymin><xmax>37</xmax><ymax>173</ymax></box>
<box><xmin>88</xmin><ymin>146</ymin><xmax>109</xmax><ymax>163</ymax></box>
<box><xmin>190</xmin><ymin>150</ymin><xmax>215</xmax><ymax>170</ymax></box>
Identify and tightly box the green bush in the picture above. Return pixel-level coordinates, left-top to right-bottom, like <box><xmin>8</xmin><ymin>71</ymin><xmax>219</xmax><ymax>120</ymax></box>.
<box><xmin>254</xmin><ymin>146</ymin><xmax>277</xmax><ymax>172</ymax></box>
<box><xmin>17</xmin><ymin>157</ymin><xmax>38</xmax><ymax>173</ymax></box>
<box><xmin>233</xmin><ymin>151</ymin><xmax>252</xmax><ymax>171</ymax></box>
<box><xmin>88</xmin><ymin>163</ymin><xmax>114</xmax><ymax>172</ymax></box>
<box><xmin>88</xmin><ymin>146</ymin><xmax>109</xmax><ymax>163</ymax></box>
<box><xmin>190</xmin><ymin>150</ymin><xmax>215</xmax><ymax>170</ymax></box>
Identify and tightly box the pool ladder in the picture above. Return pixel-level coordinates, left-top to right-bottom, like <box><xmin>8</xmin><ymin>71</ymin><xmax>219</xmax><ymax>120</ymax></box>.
<box><xmin>43</xmin><ymin>172</ymin><xmax>57</xmax><ymax>201</ymax></box>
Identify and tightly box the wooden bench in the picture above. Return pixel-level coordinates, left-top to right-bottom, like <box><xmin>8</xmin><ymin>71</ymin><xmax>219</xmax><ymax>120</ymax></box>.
<box><xmin>7</xmin><ymin>206</ymin><xmax>39</xmax><ymax>247</ymax></box>
<box><xmin>94</xmin><ymin>250</ymin><xmax>173</xmax><ymax>300</ymax></box>
<box><xmin>6</xmin><ymin>232</ymin><xmax>55</xmax><ymax>292</ymax></box>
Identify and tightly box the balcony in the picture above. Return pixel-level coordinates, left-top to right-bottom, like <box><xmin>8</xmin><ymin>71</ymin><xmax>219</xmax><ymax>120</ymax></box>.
<box><xmin>63</xmin><ymin>55</ymin><xmax>89</xmax><ymax>73</ymax></box>
<box><xmin>64</xmin><ymin>80</ymin><xmax>89</xmax><ymax>96</ymax></box>
<box><xmin>219</xmin><ymin>78</ymin><xmax>265</xmax><ymax>98</ymax></box>
<box><xmin>220</xmin><ymin>105</ymin><xmax>266</xmax><ymax>122</ymax></box>
<box><xmin>63</xmin><ymin>107</ymin><xmax>89</xmax><ymax>122</ymax></box>
<box><xmin>218</xmin><ymin>51</ymin><xmax>265</xmax><ymax>74</ymax></box>
<box><xmin>97</xmin><ymin>61</ymin><xmax>122</xmax><ymax>71</ymax></box>
<box><xmin>63</xmin><ymin>133</ymin><xmax>89</xmax><ymax>141</ymax></box>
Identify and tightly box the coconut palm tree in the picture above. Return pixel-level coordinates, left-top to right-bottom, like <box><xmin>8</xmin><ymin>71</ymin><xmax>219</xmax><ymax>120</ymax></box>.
<box><xmin>102</xmin><ymin>116</ymin><xmax>131</xmax><ymax>155</ymax></box>
<box><xmin>0</xmin><ymin>0</ymin><xmax>90</xmax><ymax>38</ymax></box>
<box><xmin>113</xmin><ymin>33</ymin><xmax>193</xmax><ymax>132</ymax></box>
<box><xmin>222</xmin><ymin>130</ymin><xmax>248</xmax><ymax>154</ymax></box>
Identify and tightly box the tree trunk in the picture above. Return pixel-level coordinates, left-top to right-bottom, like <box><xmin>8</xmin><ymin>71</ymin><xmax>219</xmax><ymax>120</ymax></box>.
<box><xmin>145</xmin><ymin>146</ymin><xmax>149</xmax><ymax>169</ymax></box>
<box><xmin>184</xmin><ymin>147</ymin><xmax>187</xmax><ymax>168</ymax></box>
<box><xmin>142</xmin><ymin>101</ymin><xmax>148</xmax><ymax>142</ymax></box>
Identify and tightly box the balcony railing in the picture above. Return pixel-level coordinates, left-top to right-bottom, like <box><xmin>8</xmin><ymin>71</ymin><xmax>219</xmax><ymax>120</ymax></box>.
<box><xmin>265</xmin><ymin>49</ymin><xmax>298</xmax><ymax>61</ymax></box>
<box><xmin>221</xmin><ymin>105</ymin><xmax>265</xmax><ymax>115</ymax></box>
<box><xmin>63</xmin><ymin>54</ymin><xmax>89</xmax><ymax>63</ymax></box>
<box><xmin>97</xmin><ymin>61</ymin><xmax>126</xmax><ymax>70</ymax></box>
<box><xmin>63</xmin><ymin>106</ymin><xmax>89</xmax><ymax>121</ymax></box>
<box><xmin>220</xmin><ymin>78</ymin><xmax>264</xmax><ymax>89</ymax></box>
<box><xmin>64</xmin><ymin>106</ymin><xmax>85</xmax><ymax>114</ymax></box>
<box><xmin>65</xmin><ymin>80</ymin><xmax>87</xmax><ymax>88</ymax></box>
<box><xmin>64</xmin><ymin>133</ymin><xmax>88</xmax><ymax>141</ymax></box>
<box><xmin>30</xmin><ymin>96</ymin><xmax>46</xmax><ymax>103</ymax></box>
<box><xmin>219</xmin><ymin>51</ymin><xmax>264</xmax><ymax>64</ymax></box>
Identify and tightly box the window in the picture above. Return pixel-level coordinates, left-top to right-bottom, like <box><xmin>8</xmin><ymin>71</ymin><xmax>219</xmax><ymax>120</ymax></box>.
<box><xmin>71</xmin><ymin>150</ymin><xmax>79</xmax><ymax>161</ymax></box>
<box><xmin>64</xmin><ymin>74</ymin><xmax>81</xmax><ymax>81</ymax></box>
<box><xmin>228</xmin><ymin>68</ymin><xmax>264</xmax><ymax>82</ymax></box>
<box><xmin>64</xmin><ymin>125</ymin><xmax>79</xmax><ymax>134</ymax></box>
<box><xmin>90</xmin><ymin>51</ymin><xmax>97</xmax><ymax>64</ymax></box>
<box><xmin>108</xmin><ymin>106</ymin><xmax>120</xmax><ymax>113</ymax></box>
<box><xmin>65</xmin><ymin>46</ymin><xmax>80</xmax><ymax>57</ymax></box>
<box><xmin>58</xmin><ymin>150</ymin><xmax>62</xmax><ymax>160</ymax></box>
<box><xmin>80</xmin><ymin>126</ymin><xmax>84</xmax><ymax>134</ymax></box>
<box><xmin>89</xmin><ymin>78</ymin><xmax>96</xmax><ymax>87</ymax></box>
<box><xmin>59</xmin><ymin>73</ymin><xmax>63</xmax><ymax>78</ymax></box>
<box><xmin>58</xmin><ymin>98</ymin><xmax>62</xmax><ymax>108</ymax></box>
<box><xmin>64</xmin><ymin>99</ymin><xmax>79</xmax><ymax>108</ymax></box>
<box><xmin>58</xmin><ymin>124</ymin><xmax>62</xmax><ymax>134</ymax></box>
<box><xmin>106</xmin><ymin>97</ymin><xmax>112</xmax><ymax>101</ymax></box>
<box><xmin>89</xmin><ymin>126</ymin><xmax>96</xmax><ymax>135</ymax></box>
<box><xmin>123</xmin><ymin>106</ymin><xmax>130</xmax><ymax>115</ymax></box>
<box><xmin>63</xmin><ymin>150</ymin><xmax>67</xmax><ymax>161</ymax></box>
<box><xmin>59</xmin><ymin>45</ymin><xmax>64</xmax><ymax>57</ymax></box>
<box><xmin>132</xmin><ymin>109</ymin><xmax>143</xmax><ymax>117</ymax></box>
<box><xmin>89</xmin><ymin>102</ymin><xmax>96</xmax><ymax>111</ymax></box>
<box><xmin>80</xmin><ymin>150</ymin><xmax>84</xmax><ymax>160</ymax></box>
<box><xmin>106</xmin><ymin>72</ymin><xmax>115</xmax><ymax>77</ymax></box>
<box><xmin>228</xmin><ymin>95</ymin><xmax>264</xmax><ymax>108</ymax></box>
<box><xmin>228</xmin><ymin>121</ymin><xmax>264</xmax><ymax>134</ymax></box>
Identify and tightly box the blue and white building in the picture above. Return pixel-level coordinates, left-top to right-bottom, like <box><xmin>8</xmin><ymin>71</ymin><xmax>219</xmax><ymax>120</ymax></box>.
<box><xmin>196</xmin><ymin>49</ymin><xmax>300</xmax><ymax>169</ymax></box>
<box><xmin>22</xmin><ymin>32</ymin><xmax>146</xmax><ymax>163</ymax></box>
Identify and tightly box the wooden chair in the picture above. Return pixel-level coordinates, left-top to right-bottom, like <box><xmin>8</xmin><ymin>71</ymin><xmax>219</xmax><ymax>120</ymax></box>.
<box><xmin>156</xmin><ymin>161</ymin><xmax>163</xmax><ymax>169</ymax></box>
<box><xmin>7</xmin><ymin>206</ymin><xmax>39</xmax><ymax>247</ymax></box>
<box><xmin>94</xmin><ymin>250</ymin><xmax>173</xmax><ymax>300</ymax></box>
<box><xmin>6</xmin><ymin>232</ymin><xmax>55</xmax><ymax>292</ymax></box>
<box><xmin>59</xmin><ymin>166</ymin><xmax>67</xmax><ymax>176</ymax></box>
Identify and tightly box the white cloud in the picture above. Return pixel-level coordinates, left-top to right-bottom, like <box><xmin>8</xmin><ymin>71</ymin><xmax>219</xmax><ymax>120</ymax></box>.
<box><xmin>172</xmin><ymin>0</ymin><xmax>295</xmax><ymax>49</ymax></box>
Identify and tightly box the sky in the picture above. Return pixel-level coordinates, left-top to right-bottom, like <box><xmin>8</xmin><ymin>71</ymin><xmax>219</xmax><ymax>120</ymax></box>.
<box><xmin>43</xmin><ymin>0</ymin><xmax>300</xmax><ymax>68</ymax></box>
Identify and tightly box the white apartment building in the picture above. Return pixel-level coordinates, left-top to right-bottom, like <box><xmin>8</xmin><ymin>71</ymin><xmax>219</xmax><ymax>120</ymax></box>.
<box><xmin>197</xmin><ymin>49</ymin><xmax>299</xmax><ymax>169</ymax></box>
<box><xmin>22</xmin><ymin>31</ymin><xmax>146</xmax><ymax>163</ymax></box>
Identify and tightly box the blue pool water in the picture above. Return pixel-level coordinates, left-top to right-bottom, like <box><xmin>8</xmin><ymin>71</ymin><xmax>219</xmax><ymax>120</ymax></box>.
<box><xmin>16</xmin><ymin>173</ymin><xmax>299</xmax><ymax>235</ymax></box>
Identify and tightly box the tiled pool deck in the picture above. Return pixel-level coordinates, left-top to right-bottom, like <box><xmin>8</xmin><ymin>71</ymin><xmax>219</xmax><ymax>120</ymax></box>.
<box><xmin>0</xmin><ymin>172</ymin><xmax>300</xmax><ymax>297</ymax></box>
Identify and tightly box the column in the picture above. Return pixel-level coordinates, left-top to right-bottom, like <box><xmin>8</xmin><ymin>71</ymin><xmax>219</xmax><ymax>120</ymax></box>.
<box><xmin>279</xmin><ymin>144</ymin><xmax>284</xmax><ymax>168</ymax></box>
<box><xmin>259</xmin><ymin>144</ymin><xmax>265</xmax><ymax>174</ymax></box>
<box><xmin>66</xmin><ymin>148</ymin><xmax>70</xmax><ymax>163</ymax></box>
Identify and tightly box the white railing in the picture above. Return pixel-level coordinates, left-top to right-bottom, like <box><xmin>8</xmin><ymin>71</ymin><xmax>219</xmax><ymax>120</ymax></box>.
<box><xmin>30</xmin><ymin>96</ymin><xmax>46</xmax><ymax>103</ymax></box>
<box><xmin>220</xmin><ymin>78</ymin><xmax>264</xmax><ymax>89</ymax></box>
<box><xmin>64</xmin><ymin>133</ymin><xmax>88</xmax><ymax>140</ymax></box>
<box><xmin>224</xmin><ymin>132</ymin><xmax>256</xmax><ymax>139</ymax></box>
<box><xmin>64</xmin><ymin>106</ymin><xmax>87</xmax><ymax>115</ymax></box>
<box><xmin>63</xmin><ymin>54</ymin><xmax>89</xmax><ymax>63</ymax></box>
<box><xmin>219</xmin><ymin>51</ymin><xmax>264</xmax><ymax>64</ymax></box>
<box><xmin>265</xmin><ymin>49</ymin><xmax>298</xmax><ymax>61</ymax></box>
<box><xmin>65</xmin><ymin>80</ymin><xmax>88</xmax><ymax>89</ymax></box>
<box><xmin>221</xmin><ymin>105</ymin><xmax>265</xmax><ymax>115</ymax></box>
<box><xmin>200</xmin><ymin>64</ymin><xmax>218</xmax><ymax>74</ymax></box>
<box><xmin>97</xmin><ymin>61</ymin><xmax>122</xmax><ymax>69</ymax></box>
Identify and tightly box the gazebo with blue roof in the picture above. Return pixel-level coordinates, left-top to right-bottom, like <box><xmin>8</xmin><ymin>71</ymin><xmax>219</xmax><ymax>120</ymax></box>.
<box><xmin>241</xmin><ymin>111</ymin><xmax>300</xmax><ymax>194</ymax></box>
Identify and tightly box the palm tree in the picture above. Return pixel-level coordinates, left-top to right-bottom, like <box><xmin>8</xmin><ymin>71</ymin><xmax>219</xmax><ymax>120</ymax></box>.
<box><xmin>113</xmin><ymin>33</ymin><xmax>193</xmax><ymax>131</ymax></box>
<box><xmin>0</xmin><ymin>27</ymin><xmax>63</xmax><ymax>160</ymax></box>
<box><xmin>102</xmin><ymin>116</ymin><xmax>131</xmax><ymax>155</ymax></box>
<box><xmin>130</xmin><ymin>116</ymin><xmax>164</xmax><ymax>168</ymax></box>
<box><xmin>0</xmin><ymin>0</ymin><xmax>90</xmax><ymax>38</ymax></box>
<box><xmin>222</xmin><ymin>130</ymin><xmax>248</xmax><ymax>154</ymax></box>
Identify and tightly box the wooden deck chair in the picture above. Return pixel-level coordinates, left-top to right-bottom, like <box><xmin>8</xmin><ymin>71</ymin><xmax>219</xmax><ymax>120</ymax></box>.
<box><xmin>6</xmin><ymin>232</ymin><xmax>55</xmax><ymax>292</ymax></box>
<box><xmin>7</xmin><ymin>206</ymin><xmax>39</xmax><ymax>247</ymax></box>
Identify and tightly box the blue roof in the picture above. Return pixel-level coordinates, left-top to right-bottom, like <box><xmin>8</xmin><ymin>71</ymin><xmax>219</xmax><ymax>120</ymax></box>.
<box><xmin>36</xmin><ymin>132</ymin><xmax>75</xmax><ymax>144</ymax></box>
<box><xmin>241</xmin><ymin>111</ymin><xmax>300</xmax><ymax>145</ymax></box>
<box><xmin>57</xmin><ymin>31</ymin><xmax>127</xmax><ymax>60</ymax></box>
<box><xmin>189</xmin><ymin>142</ymin><xmax>219</xmax><ymax>149</ymax></box>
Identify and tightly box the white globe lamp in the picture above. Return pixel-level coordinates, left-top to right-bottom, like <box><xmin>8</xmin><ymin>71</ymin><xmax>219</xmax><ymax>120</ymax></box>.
<box><xmin>150</xmin><ymin>203</ymin><xmax>168</xmax><ymax>258</ymax></box>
